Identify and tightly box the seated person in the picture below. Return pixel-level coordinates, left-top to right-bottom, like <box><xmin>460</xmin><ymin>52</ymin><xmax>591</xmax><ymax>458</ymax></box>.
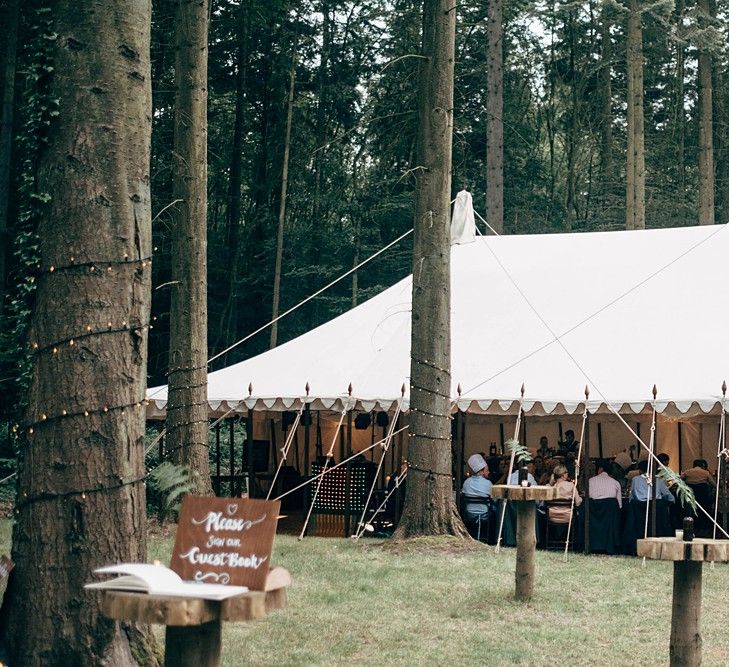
<box><xmin>548</xmin><ymin>464</ymin><xmax>582</xmax><ymax>524</ymax></box>
<box><xmin>461</xmin><ymin>454</ymin><xmax>492</xmax><ymax>520</ymax></box>
<box><xmin>629</xmin><ymin>460</ymin><xmax>674</xmax><ymax>503</ymax></box>
<box><xmin>508</xmin><ymin>461</ymin><xmax>537</xmax><ymax>486</ymax></box>
<box><xmin>682</xmin><ymin>459</ymin><xmax>716</xmax><ymax>488</ymax></box>
<box><xmin>588</xmin><ymin>459</ymin><xmax>622</xmax><ymax>508</ymax></box>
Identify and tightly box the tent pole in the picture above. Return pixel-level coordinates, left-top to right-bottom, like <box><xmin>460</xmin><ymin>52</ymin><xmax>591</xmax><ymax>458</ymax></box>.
<box><xmin>370</xmin><ymin>414</ymin><xmax>375</xmax><ymax>462</ymax></box>
<box><xmin>455</xmin><ymin>410</ymin><xmax>464</xmax><ymax>502</ymax></box>
<box><xmin>597</xmin><ymin>422</ymin><xmax>603</xmax><ymax>459</ymax></box>
<box><xmin>347</xmin><ymin>409</ymin><xmax>353</xmax><ymax>459</ymax></box>
<box><xmin>303</xmin><ymin>405</ymin><xmax>310</xmax><ymax>478</ymax></box>
<box><xmin>247</xmin><ymin>408</ymin><xmax>254</xmax><ymax>498</ymax></box>
<box><xmin>677</xmin><ymin>422</ymin><xmax>683</xmax><ymax>473</ymax></box>
<box><xmin>651</xmin><ymin>416</ymin><xmax>657</xmax><ymax>536</ymax></box>
<box><xmin>381</xmin><ymin>415</ymin><xmax>387</xmax><ymax>488</ymax></box>
<box><xmin>499</xmin><ymin>421</ymin><xmax>505</xmax><ymax>454</ymax></box>
<box><xmin>583</xmin><ymin>410</ymin><xmax>591</xmax><ymax>554</ymax></box>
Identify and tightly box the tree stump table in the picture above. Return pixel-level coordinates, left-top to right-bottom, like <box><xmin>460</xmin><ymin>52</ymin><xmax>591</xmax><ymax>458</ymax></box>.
<box><xmin>637</xmin><ymin>537</ymin><xmax>729</xmax><ymax>667</ymax></box>
<box><xmin>101</xmin><ymin>567</ymin><xmax>291</xmax><ymax>667</ymax></box>
<box><xmin>492</xmin><ymin>485</ymin><xmax>558</xmax><ymax>601</ymax></box>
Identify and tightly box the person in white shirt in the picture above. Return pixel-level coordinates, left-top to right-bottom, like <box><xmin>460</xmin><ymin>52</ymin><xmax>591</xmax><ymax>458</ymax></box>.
<box><xmin>588</xmin><ymin>459</ymin><xmax>622</xmax><ymax>508</ymax></box>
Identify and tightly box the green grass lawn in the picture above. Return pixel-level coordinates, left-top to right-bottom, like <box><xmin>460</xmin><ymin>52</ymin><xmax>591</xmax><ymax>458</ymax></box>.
<box><xmin>159</xmin><ymin>529</ymin><xmax>729</xmax><ymax>666</ymax></box>
<box><xmin>5</xmin><ymin>522</ymin><xmax>729</xmax><ymax>666</ymax></box>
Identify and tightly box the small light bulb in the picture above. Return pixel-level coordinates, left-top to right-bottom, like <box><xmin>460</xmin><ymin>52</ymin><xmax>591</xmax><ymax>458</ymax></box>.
<box><xmin>86</xmin><ymin>325</ymin><xmax>92</xmax><ymax>332</ymax></box>
<box><xmin>103</xmin><ymin>407</ymin><xmax>108</xmax><ymax>413</ymax></box>
<box><xmin>49</xmin><ymin>266</ymin><xmax>55</xmax><ymax>272</ymax></box>
<box><xmin>81</xmin><ymin>493</ymin><xmax>86</xmax><ymax>500</ymax></box>
<box><xmin>83</xmin><ymin>410</ymin><xmax>89</xmax><ymax>417</ymax></box>
<box><xmin>89</xmin><ymin>266</ymin><xmax>95</xmax><ymax>272</ymax></box>
<box><xmin>107</xmin><ymin>266</ymin><xmax>112</xmax><ymax>272</ymax></box>
<box><xmin>28</xmin><ymin>428</ymin><xmax>33</xmax><ymax>434</ymax></box>
<box><xmin>62</xmin><ymin>410</ymin><xmax>67</xmax><ymax>416</ymax></box>
<box><xmin>69</xmin><ymin>339</ymin><xmax>74</xmax><ymax>346</ymax></box>
<box><xmin>41</xmin><ymin>414</ymin><xmax>47</xmax><ymax>421</ymax></box>
<box><xmin>32</xmin><ymin>342</ymin><xmax>38</xmax><ymax>349</ymax></box>
<box><xmin>52</xmin><ymin>347</ymin><xmax>58</xmax><ymax>354</ymax></box>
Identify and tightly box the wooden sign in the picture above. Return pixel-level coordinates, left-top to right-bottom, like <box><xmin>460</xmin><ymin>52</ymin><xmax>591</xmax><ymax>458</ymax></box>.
<box><xmin>169</xmin><ymin>496</ymin><xmax>280</xmax><ymax>591</ymax></box>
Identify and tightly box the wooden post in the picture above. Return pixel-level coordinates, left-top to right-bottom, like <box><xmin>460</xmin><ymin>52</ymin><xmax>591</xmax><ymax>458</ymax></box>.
<box><xmin>669</xmin><ymin>561</ymin><xmax>703</xmax><ymax>667</ymax></box>
<box><xmin>165</xmin><ymin>621</ymin><xmax>221</xmax><ymax>667</ymax></box>
<box><xmin>515</xmin><ymin>500</ymin><xmax>536</xmax><ymax>601</ymax></box>
<box><xmin>492</xmin><ymin>485</ymin><xmax>557</xmax><ymax>601</ymax></box>
<box><xmin>246</xmin><ymin>408</ymin><xmax>254</xmax><ymax>498</ymax></box>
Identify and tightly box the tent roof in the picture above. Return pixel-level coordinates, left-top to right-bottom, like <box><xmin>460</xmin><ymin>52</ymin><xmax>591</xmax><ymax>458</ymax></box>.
<box><xmin>148</xmin><ymin>223</ymin><xmax>729</xmax><ymax>418</ymax></box>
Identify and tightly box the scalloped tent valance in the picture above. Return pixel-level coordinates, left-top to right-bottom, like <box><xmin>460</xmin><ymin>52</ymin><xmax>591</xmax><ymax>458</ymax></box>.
<box><xmin>148</xmin><ymin>224</ymin><xmax>729</xmax><ymax>419</ymax></box>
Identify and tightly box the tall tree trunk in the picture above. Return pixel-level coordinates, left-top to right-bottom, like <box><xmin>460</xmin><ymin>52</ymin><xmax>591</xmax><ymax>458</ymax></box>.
<box><xmin>486</xmin><ymin>0</ymin><xmax>504</xmax><ymax>233</ymax></box>
<box><xmin>673</xmin><ymin>0</ymin><xmax>686</xmax><ymax>195</ymax></box>
<box><xmin>0</xmin><ymin>0</ymin><xmax>19</xmax><ymax>316</ymax></box>
<box><xmin>598</xmin><ymin>3</ymin><xmax>613</xmax><ymax>197</ymax></box>
<box><xmin>270</xmin><ymin>34</ymin><xmax>297</xmax><ymax>349</ymax></box>
<box><xmin>626</xmin><ymin>0</ymin><xmax>645</xmax><ymax>230</ymax></box>
<box><xmin>167</xmin><ymin>0</ymin><xmax>213</xmax><ymax>494</ymax></box>
<box><xmin>697</xmin><ymin>0</ymin><xmax>715</xmax><ymax>225</ymax></box>
<box><xmin>0</xmin><ymin>1</ymin><xmax>153</xmax><ymax>663</ymax></box>
<box><xmin>217</xmin><ymin>0</ymin><xmax>248</xmax><ymax>352</ymax></box>
<box><xmin>395</xmin><ymin>0</ymin><xmax>467</xmax><ymax>539</ymax></box>
<box><xmin>565</xmin><ymin>9</ymin><xmax>577</xmax><ymax>231</ymax></box>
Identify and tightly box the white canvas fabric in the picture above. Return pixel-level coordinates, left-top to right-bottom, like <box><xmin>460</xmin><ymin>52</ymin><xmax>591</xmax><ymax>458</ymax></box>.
<box><xmin>148</xmin><ymin>223</ymin><xmax>729</xmax><ymax>417</ymax></box>
<box><xmin>450</xmin><ymin>189</ymin><xmax>476</xmax><ymax>244</ymax></box>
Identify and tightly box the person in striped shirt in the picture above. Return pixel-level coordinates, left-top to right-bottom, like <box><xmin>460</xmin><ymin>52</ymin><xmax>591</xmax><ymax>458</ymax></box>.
<box><xmin>588</xmin><ymin>459</ymin><xmax>622</xmax><ymax>508</ymax></box>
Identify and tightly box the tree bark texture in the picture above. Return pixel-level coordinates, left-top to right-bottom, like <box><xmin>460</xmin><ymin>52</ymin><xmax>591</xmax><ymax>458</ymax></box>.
<box><xmin>0</xmin><ymin>1</ymin><xmax>153</xmax><ymax>663</ymax></box>
<box><xmin>395</xmin><ymin>0</ymin><xmax>466</xmax><ymax>538</ymax></box>
<box><xmin>167</xmin><ymin>0</ymin><xmax>213</xmax><ymax>494</ymax></box>
<box><xmin>486</xmin><ymin>0</ymin><xmax>504</xmax><ymax>234</ymax></box>
<box><xmin>515</xmin><ymin>501</ymin><xmax>536</xmax><ymax>600</ymax></box>
<box><xmin>598</xmin><ymin>4</ymin><xmax>613</xmax><ymax>196</ymax></box>
<box><xmin>217</xmin><ymin>0</ymin><xmax>248</xmax><ymax>351</ymax></box>
<box><xmin>626</xmin><ymin>0</ymin><xmax>645</xmax><ymax>230</ymax></box>
<box><xmin>270</xmin><ymin>35</ymin><xmax>297</xmax><ymax>349</ymax></box>
<box><xmin>0</xmin><ymin>0</ymin><xmax>19</xmax><ymax>314</ymax></box>
<box><xmin>669</xmin><ymin>561</ymin><xmax>703</xmax><ymax>667</ymax></box>
<box><xmin>697</xmin><ymin>0</ymin><xmax>715</xmax><ymax>226</ymax></box>
<box><xmin>673</xmin><ymin>0</ymin><xmax>686</xmax><ymax>194</ymax></box>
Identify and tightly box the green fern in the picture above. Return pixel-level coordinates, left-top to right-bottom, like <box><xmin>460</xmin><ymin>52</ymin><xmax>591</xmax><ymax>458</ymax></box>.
<box><xmin>506</xmin><ymin>438</ymin><xmax>532</xmax><ymax>464</ymax></box>
<box><xmin>147</xmin><ymin>462</ymin><xmax>194</xmax><ymax>520</ymax></box>
<box><xmin>657</xmin><ymin>466</ymin><xmax>697</xmax><ymax>514</ymax></box>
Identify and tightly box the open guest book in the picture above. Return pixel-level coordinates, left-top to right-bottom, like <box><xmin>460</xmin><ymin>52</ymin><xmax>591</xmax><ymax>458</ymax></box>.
<box><xmin>84</xmin><ymin>563</ymin><xmax>249</xmax><ymax>601</ymax></box>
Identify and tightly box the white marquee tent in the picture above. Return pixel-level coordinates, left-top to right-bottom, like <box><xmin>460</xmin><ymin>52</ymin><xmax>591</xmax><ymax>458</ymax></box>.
<box><xmin>147</xmin><ymin>201</ymin><xmax>729</xmax><ymax>465</ymax></box>
<box><xmin>150</xmin><ymin>222</ymin><xmax>729</xmax><ymax>416</ymax></box>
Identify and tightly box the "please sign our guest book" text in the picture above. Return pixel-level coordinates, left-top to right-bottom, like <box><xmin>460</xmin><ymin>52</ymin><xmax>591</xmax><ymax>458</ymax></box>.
<box><xmin>169</xmin><ymin>496</ymin><xmax>281</xmax><ymax>591</ymax></box>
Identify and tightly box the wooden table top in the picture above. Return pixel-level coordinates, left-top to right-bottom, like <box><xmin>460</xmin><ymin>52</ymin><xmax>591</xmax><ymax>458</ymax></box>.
<box><xmin>637</xmin><ymin>537</ymin><xmax>729</xmax><ymax>562</ymax></box>
<box><xmin>101</xmin><ymin>566</ymin><xmax>290</xmax><ymax>626</ymax></box>
<box><xmin>491</xmin><ymin>484</ymin><xmax>559</xmax><ymax>501</ymax></box>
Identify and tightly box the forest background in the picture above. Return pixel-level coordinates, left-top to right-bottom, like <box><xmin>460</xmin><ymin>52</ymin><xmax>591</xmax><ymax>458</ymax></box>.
<box><xmin>0</xmin><ymin>0</ymin><xmax>727</xmax><ymax>423</ymax></box>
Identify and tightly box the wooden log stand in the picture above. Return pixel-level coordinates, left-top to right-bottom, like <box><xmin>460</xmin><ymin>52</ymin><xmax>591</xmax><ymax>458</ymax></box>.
<box><xmin>637</xmin><ymin>537</ymin><xmax>729</xmax><ymax>667</ymax></box>
<box><xmin>492</xmin><ymin>484</ymin><xmax>558</xmax><ymax>601</ymax></box>
<box><xmin>101</xmin><ymin>567</ymin><xmax>291</xmax><ymax>667</ymax></box>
